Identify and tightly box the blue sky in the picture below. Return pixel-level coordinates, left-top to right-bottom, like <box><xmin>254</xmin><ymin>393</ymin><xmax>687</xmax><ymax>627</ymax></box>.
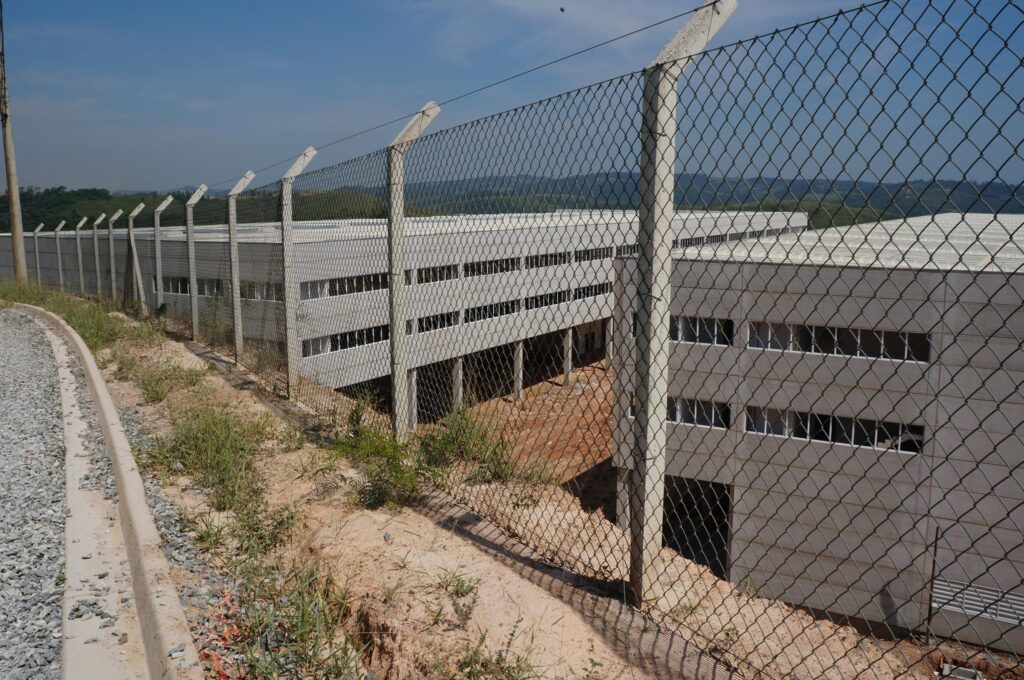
<box><xmin>5</xmin><ymin>0</ymin><xmax>856</xmax><ymax>191</ymax></box>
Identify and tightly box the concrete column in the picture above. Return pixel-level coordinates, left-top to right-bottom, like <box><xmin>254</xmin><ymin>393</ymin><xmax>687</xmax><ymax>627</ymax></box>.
<box><xmin>32</xmin><ymin>223</ymin><xmax>42</xmax><ymax>285</ymax></box>
<box><xmin>126</xmin><ymin>203</ymin><xmax>147</xmax><ymax>315</ymax></box>
<box><xmin>452</xmin><ymin>355</ymin><xmax>464</xmax><ymax>409</ymax></box>
<box><xmin>386</xmin><ymin>102</ymin><xmax>439</xmax><ymax>442</ymax></box>
<box><xmin>153</xmin><ymin>196</ymin><xmax>173</xmax><ymax>309</ymax></box>
<box><xmin>92</xmin><ymin>214</ymin><xmax>106</xmax><ymax>297</ymax></box>
<box><xmin>228</xmin><ymin>171</ymin><xmax>255</xmax><ymax>363</ymax></box>
<box><xmin>513</xmin><ymin>340</ymin><xmax>524</xmax><ymax>401</ymax></box>
<box><xmin>408</xmin><ymin>367</ymin><xmax>418</xmax><ymax>431</ymax></box>
<box><xmin>604</xmin><ymin>317</ymin><xmax>614</xmax><ymax>367</ymax></box>
<box><xmin>53</xmin><ymin>221</ymin><xmax>66</xmax><ymax>290</ymax></box>
<box><xmin>184</xmin><ymin>189</ymin><xmax>206</xmax><ymax>339</ymax></box>
<box><xmin>108</xmin><ymin>209</ymin><xmax>123</xmax><ymax>302</ymax></box>
<box><xmin>74</xmin><ymin>218</ymin><xmax>86</xmax><ymax>295</ymax></box>
<box><xmin>281</xmin><ymin>148</ymin><xmax>317</xmax><ymax>399</ymax></box>
<box><xmin>628</xmin><ymin>0</ymin><xmax>736</xmax><ymax>607</ymax></box>
<box><xmin>610</xmin><ymin>257</ymin><xmax>633</xmax><ymax>531</ymax></box>
<box><xmin>562</xmin><ymin>327</ymin><xmax>573</xmax><ymax>385</ymax></box>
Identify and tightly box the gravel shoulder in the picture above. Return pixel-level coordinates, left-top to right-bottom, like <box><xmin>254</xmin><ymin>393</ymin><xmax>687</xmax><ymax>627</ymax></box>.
<box><xmin>0</xmin><ymin>309</ymin><xmax>66</xmax><ymax>679</ymax></box>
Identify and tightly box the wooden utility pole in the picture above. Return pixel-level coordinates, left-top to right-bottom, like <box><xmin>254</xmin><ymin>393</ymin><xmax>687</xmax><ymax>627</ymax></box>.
<box><xmin>0</xmin><ymin>0</ymin><xmax>25</xmax><ymax>282</ymax></box>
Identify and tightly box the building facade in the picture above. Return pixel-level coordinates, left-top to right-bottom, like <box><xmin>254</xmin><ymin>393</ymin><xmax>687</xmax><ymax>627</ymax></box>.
<box><xmin>611</xmin><ymin>213</ymin><xmax>1024</xmax><ymax>650</ymax></box>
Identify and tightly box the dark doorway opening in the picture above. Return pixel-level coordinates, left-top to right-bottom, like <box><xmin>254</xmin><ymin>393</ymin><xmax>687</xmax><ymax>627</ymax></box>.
<box><xmin>663</xmin><ymin>476</ymin><xmax>731</xmax><ymax>579</ymax></box>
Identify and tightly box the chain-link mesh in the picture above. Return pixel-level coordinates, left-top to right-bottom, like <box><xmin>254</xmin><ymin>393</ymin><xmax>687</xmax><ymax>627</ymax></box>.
<box><xmin>4</xmin><ymin>0</ymin><xmax>1024</xmax><ymax>676</ymax></box>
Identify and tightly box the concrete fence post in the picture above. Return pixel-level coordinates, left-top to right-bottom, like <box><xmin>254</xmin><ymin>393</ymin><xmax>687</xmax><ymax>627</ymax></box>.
<box><xmin>387</xmin><ymin>101</ymin><xmax>440</xmax><ymax>442</ymax></box>
<box><xmin>107</xmin><ymin>209</ymin><xmax>123</xmax><ymax>303</ymax></box>
<box><xmin>228</xmin><ymin>171</ymin><xmax>256</xmax><ymax>363</ymax></box>
<box><xmin>153</xmin><ymin>195</ymin><xmax>174</xmax><ymax>310</ymax></box>
<box><xmin>281</xmin><ymin>148</ymin><xmax>317</xmax><ymax>399</ymax></box>
<box><xmin>92</xmin><ymin>214</ymin><xmax>106</xmax><ymax>297</ymax></box>
<box><xmin>127</xmin><ymin>203</ymin><xmax>147</xmax><ymax>315</ymax></box>
<box><xmin>54</xmin><ymin>220</ymin><xmax>66</xmax><ymax>290</ymax></box>
<box><xmin>629</xmin><ymin>0</ymin><xmax>736</xmax><ymax>607</ymax></box>
<box><xmin>184</xmin><ymin>186</ymin><xmax>208</xmax><ymax>340</ymax></box>
<box><xmin>32</xmin><ymin>223</ymin><xmax>43</xmax><ymax>285</ymax></box>
<box><xmin>74</xmin><ymin>217</ymin><xmax>87</xmax><ymax>294</ymax></box>
<box><xmin>452</xmin><ymin>355</ymin><xmax>464</xmax><ymax>408</ymax></box>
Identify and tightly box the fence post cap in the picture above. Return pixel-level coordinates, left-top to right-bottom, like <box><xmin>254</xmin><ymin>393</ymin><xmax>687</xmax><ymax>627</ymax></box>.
<box><xmin>391</xmin><ymin>101</ymin><xmax>440</xmax><ymax>147</ymax></box>
<box><xmin>185</xmin><ymin>185</ymin><xmax>208</xmax><ymax>207</ymax></box>
<box><xmin>282</xmin><ymin>148</ymin><xmax>316</xmax><ymax>181</ymax></box>
<box><xmin>55</xmin><ymin>220</ymin><xmax>67</xmax><ymax>232</ymax></box>
<box><xmin>229</xmin><ymin>170</ymin><xmax>256</xmax><ymax>196</ymax></box>
<box><xmin>155</xmin><ymin>195</ymin><xmax>174</xmax><ymax>214</ymax></box>
<box><xmin>129</xmin><ymin>202</ymin><xmax>146</xmax><ymax>219</ymax></box>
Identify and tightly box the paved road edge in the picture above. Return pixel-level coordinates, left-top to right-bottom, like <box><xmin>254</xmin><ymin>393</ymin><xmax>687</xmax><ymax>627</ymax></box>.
<box><xmin>13</xmin><ymin>303</ymin><xmax>203</xmax><ymax>680</ymax></box>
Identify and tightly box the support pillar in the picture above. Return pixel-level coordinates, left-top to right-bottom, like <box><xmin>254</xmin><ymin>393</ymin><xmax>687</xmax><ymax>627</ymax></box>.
<box><xmin>562</xmin><ymin>327</ymin><xmax>573</xmax><ymax>385</ymax></box>
<box><xmin>184</xmin><ymin>187</ymin><xmax>207</xmax><ymax>339</ymax></box>
<box><xmin>281</xmin><ymin>148</ymin><xmax>317</xmax><ymax>399</ymax></box>
<box><xmin>74</xmin><ymin>217</ymin><xmax>87</xmax><ymax>294</ymax></box>
<box><xmin>127</xmin><ymin>203</ymin><xmax>147</xmax><ymax>315</ymax></box>
<box><xmin>228</xmin><ymin>171</ymin><xmax>255</xmax><ymax>363</ymax></box>
<box><xmin>628</xmin><ymin>0</ymin><xmax>736</xmax><ymax>607</ymax></box>
<box><xmin>386</xmin><ymin>102</ymin><xmax>439</xmax><ymax>442</ymax></box>
<box><xmin>32</xmin><ymin>223</ymin><xmax>42</xmax><ymax>285</ymax></box>
<box><xmin>513</xmin><ymin>340</ymin><xmax>524</xmax><ymax>401</ymax></box>
<box><xmin>91</xmin><ymin>214</ymin><xmax>106</xmax><ymax>297</ymax></box>
<box><xmin>108</xmin><ymin>209</ymin><xmax>123</xmax><ymax>302</ymax></box>
<box><xmin>451</xmin><ymin>355</ymin><xmax>464</xmax><ymax>409</ymax></box>
<box><xmin>408</xmin><ymin>367</ymin><xmax>418</xmax><ymax>431</ymax></box>
<box><xmin>54</xmin><ymin>221</ymin><xmax>66</xmax><ymax>290</ymax></box>
<box><xmin>153</xmin><ymin>196</ymin><xmax>173</xmax><ymax>309</ymax></box>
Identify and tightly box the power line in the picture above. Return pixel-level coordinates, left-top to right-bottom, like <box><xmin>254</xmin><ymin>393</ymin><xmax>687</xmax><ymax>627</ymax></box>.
<box><xmin>207</xmin><ymin>1</ymin><xmax>717</xmax><ymax>188</ymax></box>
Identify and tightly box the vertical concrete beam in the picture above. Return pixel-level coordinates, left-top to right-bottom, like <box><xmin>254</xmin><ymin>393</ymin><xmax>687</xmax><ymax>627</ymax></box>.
<box><xmin>387</xmin><ymin>101</ymin><xmax>439</xmax><ymax>442</ymax></box>
<box><xmin>562</xmin><ymin>328</ymin><xmax>573</xmax><ymax>385</ymax></box>
<box><xmin>54</xmin><ymin>220</ymin><xmax>66</xmax><ymax>290</ymax></box>
<box><xmin>604</xmin><ymin>317</ymin><xmax>614</xmax><ymax>367</ymax></box>
<box><xmin>32</xmin><ymin>223</ymin><xmax>43</xmax><ymax>285</ymax></box>
<box><xmin>92</xmin><ymin>214</ymin><xmax>106</xmax><ymax>298</ymax></box>
<box><xmin>452</xmin><ymin>355</ymin><xmax>464</xmax><ymax>409</ymax></box>
<box><xmin>629</xmin><ymin>0</ymin><xmax>736</xmax><ymax>607</ymax></box>
<box><xmin>153</xmin><ymin>196</ymin><xmax>174</xmax><ymax>309</ymax></box>
<box><xmin>74</xmin><ymin>217</ymin><xmax>87</xmax><ymax>295</ymax></box>
<box><xmin>107</xmin><ymin>209</ymin><xmax>123</xmax><ymax>302</ymax></box>
<box><xmin>281</xmin><ymin>148</ymin><xmax>316</xmax><ymax>399</ymax></box>
<box><xmin>408</xmin><ymin>367</ymin><xmax>418</xmax><ymax>431</ymax></box>
<box><xmin>513</xmin><ymin>340</ymin><xmax>524</xmax><ymax>401</ymax></box>
<box><xmin>127</xmin><ymin>203</ymin><xmax>147</xmax><ymax>315</ymax></box>
<box><xmin>228</xmin><ymin>171</ymin><xmax>255</xmax><ymax>363</ymax></box>
<box><xmin>610</xmin><ymin>257</ymin><xmax>633</xmax><ymax>531</ymax></box>
<box><xmin>184</xmin><ymin>186</ymin><xmax>207</xmax><ymax>340</ymax></box>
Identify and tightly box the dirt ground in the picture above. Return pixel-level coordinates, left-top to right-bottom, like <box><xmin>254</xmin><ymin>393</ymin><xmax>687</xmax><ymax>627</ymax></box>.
<box><xmin>99</xmin><ymin>337</ymin><xmax>660</xmax><ymax>679</ymax></box>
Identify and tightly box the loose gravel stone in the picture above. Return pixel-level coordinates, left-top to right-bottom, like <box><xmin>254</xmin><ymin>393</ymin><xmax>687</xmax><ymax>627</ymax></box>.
<box><xmin>0</xmin><ymin>310</ymin><xmax>66</xmax><ymax>679</ymax></box>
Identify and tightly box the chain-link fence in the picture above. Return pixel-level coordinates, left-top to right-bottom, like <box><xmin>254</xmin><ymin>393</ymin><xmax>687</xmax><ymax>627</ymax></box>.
<box><xmin>3</xmin><ymin>0</ymin><xmax>1024</xmax><ymax>676</ymax></box>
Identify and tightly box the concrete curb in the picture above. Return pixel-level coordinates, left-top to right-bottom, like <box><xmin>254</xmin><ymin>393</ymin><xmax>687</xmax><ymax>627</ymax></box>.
<box><xmin>13</xmin><ymin>303</ymin><xmax>203</xmax><ymax>680</ymax></box>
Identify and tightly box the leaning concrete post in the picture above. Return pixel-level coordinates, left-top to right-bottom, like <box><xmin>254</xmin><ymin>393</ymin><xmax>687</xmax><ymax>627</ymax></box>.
<box><xmin>127</xmin><ymin>203</ymin><xmax>147</xmax><ymax>315</ymax></box>
<box><xmin>92</xmin><ymin>213</ymin><xmax>106</xmax><ymax>297</ymax></box>
<box><xmin>281</xmin><ymin>148</ymin><xmax>316</xmax><ymax>399</ymax></box>
<box><xmin>228</xmin><ymin>171</ymin><xmax>256</xmax><ymax>363</ymax></box>
<box><xmin>107</xmin><ymin>209</ymin><xmax>123</xmax><ymax>303</ymax></box>
<box><xmin>53</xmin><ymin>220</ymin><xmax>66</xmax><ymax>290</ymax></box>
<box><xmin>629</xmin><ymin>0</ymin><xmax>736</xmax><ymax>607</ymax></box>
<box><xmin>153</xmin><ymin>195</ymin><xmax>173</xmax><ymax>309</ymax></box>
<box><xmin>387</xmin><ymin>101</ymin><xmax>439</xmax><ymax>442</ymax></box>
<box><xmin>74</xmin><ymin>217</ymin><xmax>87</xmax><ymax>294</ymax></box>
<box><xmin>184</xmin><ymin>186</ymin><xmax>208</xmax><ymax>340</ymax></box>
<box><xmin>32</xmin><ymin>223</ymin><xmax>43</xmax><ymax>285</ymax></box>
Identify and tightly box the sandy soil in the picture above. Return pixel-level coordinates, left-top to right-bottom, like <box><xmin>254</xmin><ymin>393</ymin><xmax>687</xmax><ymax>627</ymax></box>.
<box><xmin>99</xmin><ymin>336</ymin><xmax>659</xmax><ymax>679</ymax></box>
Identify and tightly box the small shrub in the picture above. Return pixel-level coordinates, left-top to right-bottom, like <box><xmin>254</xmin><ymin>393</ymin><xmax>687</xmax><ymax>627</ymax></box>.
<box><xmin>150</xmin><ymin>399</ymin><xmax>267</xmax><ymax>512</ymax></box>
<box><xmin>136</xmin><ymin>364</ymin><xmax>205</xmax><ymax>403</ymax></box>
<box><xmin>234</xmin><ymin>560</ymin><xmax>362</xmax><ymax>679</ymax></box>
<box><xmin>335</xmin><ymin>427</ymin><xmax>420</xmax><ymax>509</ymax></box>
<box><xmin>444</xmin><ymin>622</ymin><xmax>538</xmax><ymax>680</ymax></box>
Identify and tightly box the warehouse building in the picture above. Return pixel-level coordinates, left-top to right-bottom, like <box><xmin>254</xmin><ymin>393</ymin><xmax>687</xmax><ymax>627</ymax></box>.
<box><xmin>1</xmin><ymin>209</ymin><xmax>805</xmax><ymax>421</ymax></box>
<box><xmin>610</xmin><ymin>212</ymin><xmax>1024</xmax><ymax>651</ymax></box>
